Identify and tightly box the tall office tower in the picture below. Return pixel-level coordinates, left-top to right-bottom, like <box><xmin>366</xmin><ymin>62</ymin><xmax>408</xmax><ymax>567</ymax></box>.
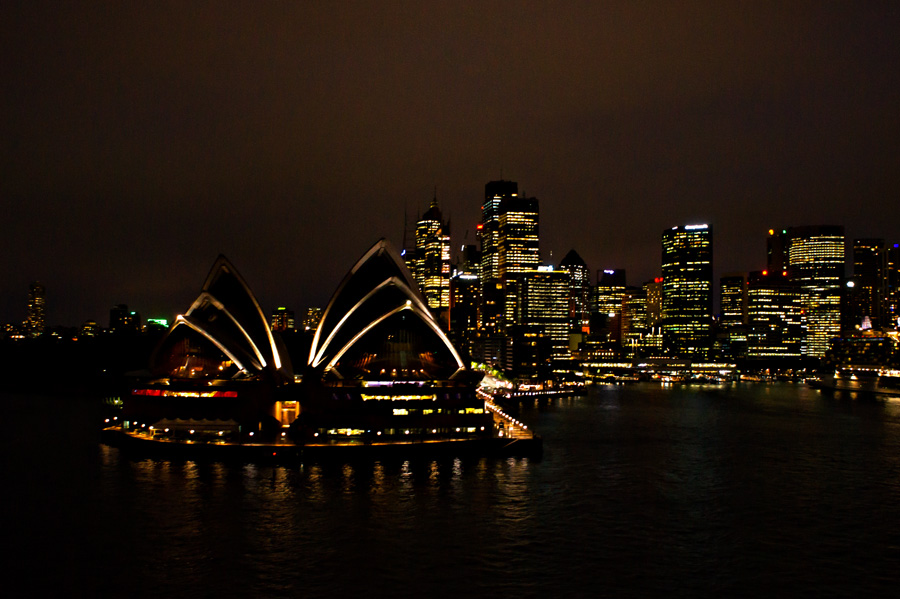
<box><xmin>498</xmin><ymin>195</ymin><xmax>540</xmax><ymax>330</ymax></box>
<box><xmin>621</xmin><ymin>287</ymin><xmax>649</xmax><ymax>358</ymax></box>
<box><xmin>720</xmin><ymin>274</ymin><xmax>747</xmax><ymax>329</ymax></box>
<box><xmin>886</xmin><ymin>243</ymin><xmax>900</xmax><ymax>324</ymax></box>
<box><xmin>720</xmin><ymin>273</ymin><xmax>748</xmax><ymax>358</ymax></box>
<box><xmin>450</xmin><ymin>270</ymin><xmax>480</xmax><ymax>356</ymax></box>
<box><xmin>558</xmin><ymin>249</ymin><xmax>591</xmax><ymax>333</ymax></box>
<box><xmin>592</xmin><ymin>269</ymin><xmax>626</xmax><ymax>343</ymax></box>
<box><xmin>497</xmin><ymin>196</ymin><xmax>540</xmax><ymax>278</ymax></box>
<box><xmin>25</xmin><ymin>281</ymin><xmax>46</xmax><ymax>338</ymax></box>
<box><xmin>449</xmin><ymin>245</ymin><xmax>481</xmax><ymax>355</ymax></box>
<box><xmin>786</xmin><ymin>225</ymin><xmax>845</xmax><ymax>357</ymax></box>
<box><xmin>746</xmin><ymin>270</ymin><xmax>803</xmax><ymax>358</ymax></box>
<box><xmin>516</xmin><ymin>268</ymin><xmax>570</xmax><ymax>360</ymax></box>
<box><xmin>849</xmin><ymin>239</ymin><xmax>886</xmax><ymax>329</ymax></box>
<box><xmin>645</xmin><ymin>278</ymin><xmax>663</xmax><ymax>327</ymax></box>
<box><xmin>767</xmin><ymin>229</ymin><xmax>789</xmax><ymax>274</ymax></box>
<box><xmin>661</xmin><ymin>224</ymin><xmax>713</xmax><ymax>358</ymax></box>
<box><xmin>414</xmin><ymin>195</ymin><xmax>451</xmax><ymax>311</ymax></box>
<box><xmin>480</xmin><ymin>180</ymin><xmax>518</xmax><ymax>282</ymax></box>
<box><xmin>479</xmin><ymin>180</ymin><xmax>519</xmax><ymax>336</ymax></box>
<box><xmin>109</xmin><ymin>304</ymin><xmax>141</xmax><ymax>334</ymax></box>
<box><xmin>270</xmin><ymin>306</ymin><xmax>295</xmax><ymax>332</ymax></box>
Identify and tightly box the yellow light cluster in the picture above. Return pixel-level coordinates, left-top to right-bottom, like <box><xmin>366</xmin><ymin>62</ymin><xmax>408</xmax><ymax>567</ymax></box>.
<box><xmin>361</xmin><ymin>394</ymin><xmax>437</xmax><ymax>401</ymax></box>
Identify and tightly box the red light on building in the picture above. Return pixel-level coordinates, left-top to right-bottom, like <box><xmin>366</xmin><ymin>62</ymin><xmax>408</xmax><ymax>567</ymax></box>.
<box><xmin>654</xmin><ymin>277</ymin><xmax>663</xmax><ymax>284</ymax></box>
<box><xmin>476</xmin><ymin>223</ymin><xmax>483</xmax><ymax>230</ymax></box>
<box><xmin>762</xmin><ymin>270</ymin><xmax>768</xmax><ymax>276</ymax></box>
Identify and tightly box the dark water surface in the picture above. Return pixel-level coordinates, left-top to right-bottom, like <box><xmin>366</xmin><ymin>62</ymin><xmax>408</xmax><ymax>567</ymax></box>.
<box><xmin>3</xmin><ymin>383</ymin><xmax>900</xmax><ymax>597</ymax></box>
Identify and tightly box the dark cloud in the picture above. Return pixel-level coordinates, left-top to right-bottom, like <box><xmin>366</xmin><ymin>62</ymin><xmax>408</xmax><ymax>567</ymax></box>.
<box><xmin>2</xmin><ymin>1</ymin><xmax>899</xmax><ymax>326</ymax></box>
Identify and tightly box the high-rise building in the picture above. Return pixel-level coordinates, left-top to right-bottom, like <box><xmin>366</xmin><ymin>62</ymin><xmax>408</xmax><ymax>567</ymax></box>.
<box><xmin>720</xmin><ymin>274</ymin><xmax>748</xmax><ymax>329</ymax></box>
<box><xmin>785</xmin><ymin>225</ymin><xmax>845</xmax><ymax>357</ymax></box>
<box><xmin>886</xmin><ymin>243</ymin><xmax>900</xmax><ymax>325</ymax></box>
<box><xmin>621</xmin><ymin>287</ymin><xmax>651</xmax><ymax>358</ymax></box>
<box><xmin>301</xmin><ymin>307</ymin><xmax>323</xmax><ymax>332</ymax></box>
<box><xmin>478</xmin><ymin>181</ymin><xmax>518</xmax><ymax>338</ymax></box>
<box><xmin>516</xmin><ymin>268</ymin><xmax>570</xmax><ymax>361</ymax></box>
<box><xmin>848</xmin><ymin>239</ymin><xmax>886</xmax><ymax>330</ymax></box>
<box><xmin>661</xmin><ymin>224</ymin><xmax>713</xmax><ymax>358</ymax></box>
<box><xmin>645</xmin><ymin>278</ymin><xmax>663</xmax><ymax>327</ymax></box>
<box><xmin>25</xmin><ymin>281</ymin><xmax>46</xmax><ymax>338</ymax></box>
<box><xmin>720</xmin><ymin>273</ymin><xmax>748</xmax><ymax>359</ymax></box>
<box><xmin>558</xmin><ymin>249</ymin><xmax>591</xmax><ymax>333</ymax></box>
<box><xmin>270</xmin><ymin>306</ymin><xmax>295</xmax><ymax>332</ymax></box>
<box><xmin>449</xmin><ymin>244</ymin><xmax>481</xmax><ymax>356</ymax></box>
<box><xmin>592</xmin><ymin>269</ymin><xmax>626</xmax><ymax>343</ymax></box>
<box><xmin>746</xmin><ymin>270</ymin><xmax>803</xmax><ymax>358</ymax></box>
<box><xmin>414</xmin><ymin>195</ymin><xmax>451</xmax><ymax>312</ymax></box>
<box><xmin>479</xmin><ymin>180</ymin><xmax>518</xmax><ymax>283</ymax></box>
<box><xmin>767</xmin><ymin>229</ymin><xmax>789</xmax><ymax>274</ymax></box>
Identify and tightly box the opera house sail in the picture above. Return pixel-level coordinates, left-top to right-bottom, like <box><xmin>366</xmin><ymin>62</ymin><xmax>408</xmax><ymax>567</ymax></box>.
<box><xmin>113</xmin><ymin>242</ymin><xmax>534</xmax><ymax>456</ymax></box>
<box><xmin>294</xmin><ymin>239</ymin><xmax>492</xmax><ymax>442</ymax></box>
<box><xmin>124</xmin><ymin>256</ymin><xmax>294</xmax><ymax>441</ymax></box>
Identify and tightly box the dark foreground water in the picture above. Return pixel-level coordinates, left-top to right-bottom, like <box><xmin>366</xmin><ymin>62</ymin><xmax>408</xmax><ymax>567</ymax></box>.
<box><xmin>3</xmin><ymin>383</ymin><xmax>900</xmax><ymax>598</ymax></box>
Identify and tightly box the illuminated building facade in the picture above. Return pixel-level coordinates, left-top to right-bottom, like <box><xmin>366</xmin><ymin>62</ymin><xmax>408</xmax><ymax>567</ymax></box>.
<box><xmin>786</xmin><ymin>225</ymin><xmax>845</xmax><ymax>357</ymax></box>
<box><xmin>661</xmin><ymin>224</ymin><xmax>713</xmax><ymax>358</ymax></box>
<box><xmin>558</xmin><ymin>249</ymin><xmax>591</xmax><ymax>333</ymax></box>
<box><xmin>480</xmin><ymin>180</ymin><xmax>518</xmax><ymax>283</ymax></box>
<box><xmin>301</xmin><ymin>307</ymin><xmax>323</xmax><ymax>332</ymax></box>
<box><xmin>645</xmin><ymin>278</ymin><xmax>663</xmax><ymax>326</ymax></box>
<box><xmin>516</xmin><ymin>268</ymin><xmax>570</xmax><ymax>360</ymax></box>
<box><xmin>746</xmin><ymin>270</ymin><xmax>803</xmax><ymax>358</ymax></box>
<box><xmin>592</xmin><ymin>269</ymin><xmax>626</xmax><ymax>343</ymax></box>
<box><xmin>449</xmin><ymin>244</ymin><xmax>481</xmax><ymax>356</ymax></box>
<box><xmin>414</xmin><ymin>195</ymin><xmax>451</xmax><ymax>312</ymax></box>
<box><xmin>25</xmin><ymin>281</ymin><xmax>45</xmax><ymax>338</ymax></box>
<box><xmin>848</xmin><ymin>238</ymin><xmax>886</xmax><ymax>330</ymax></box>
<box><xmin>270</xmin><ymin>306</ymin><xmax>295</xmax><ymax>332</ymax></box>
<box><xmin>720</xmin><ymin>273</ymin><xmax>748</xmax><ymax>357</ymax></box>
<box><xmin>887</xmin><ymin>244</ymin><xmax>900</xmax><ymax>324</ymax></box>
<box><xmin>621</xmin><ymin>287</ymin><xmax>656</xmax><ymax>358</ymax></box>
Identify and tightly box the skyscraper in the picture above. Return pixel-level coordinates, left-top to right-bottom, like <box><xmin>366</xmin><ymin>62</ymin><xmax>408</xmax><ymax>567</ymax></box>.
<box><xmin>661</xmin><ymin>224</ymin><xmax>713</xmax><ymax>358</ymax></box>
<box><xmin>479</xmin><ymin>180</ymin><xmax>518</xmax><ymax>283</ymax></box>
<box><xmin>746</xmin><ymin>270</ymin><xmax>803</xmax><ymax>358</ymax></box>
<box><xmin>478</xmin><ymin>180</ymin><xmax>518</xmax><ymax>337</ymax></box>
<box><xmin>516</xmin><ymin>268</ymin><xmax>570</xmax><ymax>360</ymax></box>
<box><xmin>25</xmin><ymin>281</ymin><xmax>45</xmax><ymax>338</ymax></box>
<box><xmin>720</xmin><ymin>273</ymin><xmax>748</xmax><ymax>358</ymax></box>
<box><xmin>849</xmin><ymin>238</ymin><xmax>886</xmax><ymax>329</ymax></box>
<box><xmin>786</xmin><ymin>225</ymin><xmax>845</xmax><ymax>357</ymax></box>
<box><xmin>558</xmin><ymin>249</ymin><xmax>591</xmax><ymax>333</ymax></box>
<box><xmin>414</xmin><ymin>195</ymin><xmax>451</xmax><ymax>312</ymax></box>
<box><xmin>477</xmin><ymin>180</ymin><xmax>540</xmax><ymax>338</ymax></box>
<box><xmin>592</xmin><ymin>269</ymin><xmax>626</xmax><ymax>343</ymax></box>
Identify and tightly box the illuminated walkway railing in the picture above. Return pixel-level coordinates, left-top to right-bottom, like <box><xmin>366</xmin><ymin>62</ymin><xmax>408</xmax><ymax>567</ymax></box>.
<box><xmin>477</xmin><ymin>388</ymin><xmax>533</xmax><ymax>439</ymax></box>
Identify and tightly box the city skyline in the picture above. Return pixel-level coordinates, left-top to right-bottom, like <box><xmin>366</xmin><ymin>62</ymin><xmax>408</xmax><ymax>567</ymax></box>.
<box><xmin>3</xmin><ymin>3</ymin><xmax>899</xmax><ymax>326</ymax></box>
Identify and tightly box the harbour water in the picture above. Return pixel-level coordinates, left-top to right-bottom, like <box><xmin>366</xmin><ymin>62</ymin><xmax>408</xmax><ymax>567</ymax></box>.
<box><xmin>3</xmin><ymin>383</ymin><xmax>899</xmax><ymax>597</ymax></box>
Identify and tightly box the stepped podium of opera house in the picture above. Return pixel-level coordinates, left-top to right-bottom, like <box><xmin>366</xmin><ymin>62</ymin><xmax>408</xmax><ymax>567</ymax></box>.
<box><xmin>111</xmin><ymin>241</ymin><xmax>541</xmax><ymax>459</ymax></box>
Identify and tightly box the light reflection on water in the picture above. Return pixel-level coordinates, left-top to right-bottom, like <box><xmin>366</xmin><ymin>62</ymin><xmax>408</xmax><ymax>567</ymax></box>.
<box><xmin>3</xmin><ymin>384</ymin><xmax>900</xmax><ymax>596</ymax></box>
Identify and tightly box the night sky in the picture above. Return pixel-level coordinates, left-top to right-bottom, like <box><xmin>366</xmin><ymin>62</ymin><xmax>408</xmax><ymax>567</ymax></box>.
<box><xmin>3</xmin><ymin>2</ymin><xmax>899</xmax><ymax>327</ymax></box>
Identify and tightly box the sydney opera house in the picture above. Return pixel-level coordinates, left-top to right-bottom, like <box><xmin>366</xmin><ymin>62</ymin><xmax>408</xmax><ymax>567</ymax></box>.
<box><xmin>117</xmin><ymin>239</ymin><xmax>518</xmax><ymax>455</ymax></box>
